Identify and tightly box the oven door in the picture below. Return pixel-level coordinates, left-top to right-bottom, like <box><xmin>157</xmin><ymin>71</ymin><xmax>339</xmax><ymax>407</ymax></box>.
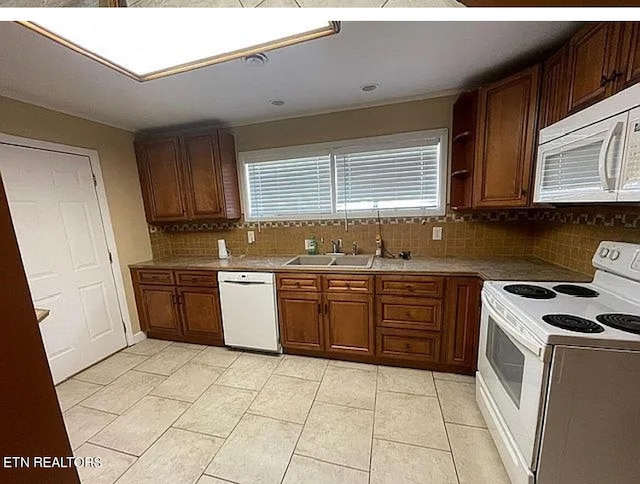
<box><xmin>477</xmin><ymin>292</ymin><xmax>549</xmax><ymax>468</ymax></box>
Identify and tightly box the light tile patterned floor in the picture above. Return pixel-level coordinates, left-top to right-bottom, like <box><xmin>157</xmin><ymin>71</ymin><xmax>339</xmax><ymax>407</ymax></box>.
<box><xmin>57</xmin><ymin>339</ymin><xmax>509</xmax><ymax>484</ymax></box>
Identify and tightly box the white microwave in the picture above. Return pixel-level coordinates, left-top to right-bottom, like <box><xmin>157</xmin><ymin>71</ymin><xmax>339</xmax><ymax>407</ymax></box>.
<box><xmin>534</xmin><ymin>84</ymin><xmax>640</xmax><ymax>203</ymax></box>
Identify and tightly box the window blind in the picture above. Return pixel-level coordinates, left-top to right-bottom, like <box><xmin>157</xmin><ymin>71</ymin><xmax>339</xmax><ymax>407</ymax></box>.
<box><xmin>245</xmin><ymin>154</ymin><xmax>332</xmax><ymax>218</ymax></box>
<box><xmin>335</xmin><ymin>142</ymin><xmax>441</xmax><ymax>211</ymax></box>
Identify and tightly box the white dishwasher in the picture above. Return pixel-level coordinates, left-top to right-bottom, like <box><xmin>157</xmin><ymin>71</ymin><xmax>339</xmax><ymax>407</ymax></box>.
<box><xmin>217</xmin><ymin>272</ymin><xmax>281</xmax><ymax>353</ymax></box>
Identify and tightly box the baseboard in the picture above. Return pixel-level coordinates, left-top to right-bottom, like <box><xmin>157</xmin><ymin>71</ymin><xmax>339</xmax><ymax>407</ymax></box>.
<box><xmin>131</xmin><ymin>331</ymin><xmax>147</xmax><ymax>345</ymax></box>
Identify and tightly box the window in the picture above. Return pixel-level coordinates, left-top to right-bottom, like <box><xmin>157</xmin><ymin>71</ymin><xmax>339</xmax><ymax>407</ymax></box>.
<box><xmin>239</xmin><ymin>129</ymin><xmax>447</xmax><ymax>221</ymax></box>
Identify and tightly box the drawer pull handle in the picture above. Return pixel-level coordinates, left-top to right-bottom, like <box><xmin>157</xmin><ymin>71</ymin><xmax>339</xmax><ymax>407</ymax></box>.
<box><xmin>403</xmin><ymin>343</ymin><xmax>412</xmax><ymax>351</ymax></box>
<box><xmin>405</xmin><ymin>284</ymin><xmax>413</xmax><ymax>291</ymax></box>
<box><xmin>404</xmin><ymin>311</ymin><xmax>412</xmax><ymax>319</ymax></box>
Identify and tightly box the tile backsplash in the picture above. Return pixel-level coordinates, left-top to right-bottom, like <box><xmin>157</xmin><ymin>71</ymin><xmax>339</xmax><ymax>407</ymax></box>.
<box><xmin>149</xmin><ymin>207</ymin><xmax>640</xmax><ymax>276</ymax></box>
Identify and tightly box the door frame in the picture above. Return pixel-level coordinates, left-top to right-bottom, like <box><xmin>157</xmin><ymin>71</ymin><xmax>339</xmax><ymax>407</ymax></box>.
<box><xmin>0</xmin><ymin>132</ymin><xmax>136</xmax><ymax>345</ymax></box>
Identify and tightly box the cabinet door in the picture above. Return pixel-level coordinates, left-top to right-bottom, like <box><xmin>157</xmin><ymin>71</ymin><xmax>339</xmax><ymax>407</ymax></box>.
<box><xmin>566</xmin><ymin>23</ymin><xmax>620</xmax><ymax>114</ymax></box>
<box><xmin>278</xmin><ymin>291</ymin><xmax>323</xmax><ymax>352</ymax></box>
<box><xmin>443</xmin><ymin>277</ymin><xmax>481</xmax><ymax>372</ymax></box>
<box><xmin>616</xmin><ymin>22</ymin><xmax>640</xmax><ymax>93</ymax></box>
<box><xmin>473</xmin><ymin>65</ymin><xmax>540</xmax><ymax>208</ymax></box>
<box><xmin>181</xmin><ymin>131</ymin><xmax>225</xmax><ymax>220</ymax></box>
<box><xmin>177</xmin><ymin>287</ymin><xmax>224</xmax><ymax>344</ymax></box>
<box><xmin>135</xmin><ymin>137</ymin><xmax>188</xmax><ymax>223</ymax></box>
<box><xmin>539</xmin><ymin>47</ymin><xmax>568</xmax><ymax>129</ymax></box>
<box><xmin>323</xmin><ymin>293</ymin><xmax>374</xmax><ymax>356</ymax></box>
<box><xmin>137</xmin><ymin>285</ymin><xmax>181</xmax><ymax>338</ymax></box>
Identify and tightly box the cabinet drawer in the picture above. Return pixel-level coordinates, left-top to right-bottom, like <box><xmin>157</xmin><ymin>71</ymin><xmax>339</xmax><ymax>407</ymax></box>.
<box><xmin>376</xmin><ymin>328</ymin><xmax>441</xmax><ymax>363</ymax></box>
<box><xmin>377</xmin><ymin>296</ymin><xmax>442</xmax><ymax>331</ymax></box>
<box><xmin>135</xmin><ymin>269</ymin><xmax>175</xmax><ymax>285</ymax></box>
<box><xmin>323</xmin><ymin>275</ymin><xmax>373</xmax><ymax>294</ymax></box>
<box><xmin>175</xmin><ymin>270</ymin><xmax>217</xmax><ymax>287</ymax></box>
<box><xmin>376</xmin><ymin>275</ymin><xmax>444</xmax><ymax>297</ymax></box>
<box><xmin>277</xmin><ymin>273</ymin><xmax>321</xmax><ymax>292</ymax></box>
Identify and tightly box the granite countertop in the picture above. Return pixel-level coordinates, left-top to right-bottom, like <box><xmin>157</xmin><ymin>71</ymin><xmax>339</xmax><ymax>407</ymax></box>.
<box><xmin>130</xmin><ymin>255</ymin><xmax>590</xmax><ymax>282</ymax></box>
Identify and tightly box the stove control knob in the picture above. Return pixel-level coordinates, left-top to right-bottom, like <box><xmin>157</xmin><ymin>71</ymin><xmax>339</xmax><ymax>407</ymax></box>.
<box><xmin>609</xmin><ymin>250</ymin><xmax>620</xmax><ymax>261</ymax></box>
<box><xmin>599</xmin><ymin>247</ymin><xmax>610</xmax><ymax>258</ymax></box>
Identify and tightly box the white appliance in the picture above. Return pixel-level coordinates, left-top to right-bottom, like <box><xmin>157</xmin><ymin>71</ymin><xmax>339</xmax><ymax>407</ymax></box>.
<box><xmin>218</xmin><ymin>272</ymin><xmax>281</xmax><ymax>353</ymax></box>
<box><xmin>476</xmin><ymin>241</ymin><xmax>640</xmax><ymax>484</ymax></box>
<box><xmin>535</xmin><ymin>83</ymin><xmax>640</xmax><ymax>203</ymax></box>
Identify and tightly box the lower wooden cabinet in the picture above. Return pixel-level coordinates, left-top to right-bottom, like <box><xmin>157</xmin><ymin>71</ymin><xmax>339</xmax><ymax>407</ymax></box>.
<box><xmin>277</xmin><ymin>273</ymin><xmax>482</xmax><ymax>375</ymax></box>
<box><xmin>132</xmin><ymin>268</ymin><xmax>224</xmax><ymax>345</ymax></box>
<box><xmin>324</xmin><ymin>293</ymin><xmax>374</xmax><ymax>356</ymax></box>
<box><xmin>376</xmin><ymin>327</ymin><xmax>441</xmax><ymax>363</ymax></box>
<box><xmin>278</xmin><ymin>291</ymin><xmax>323</xmax><ymax>352</ymax></box>
<box><xmin>443</xmin><ymin>277</ymin><xmax>482</xmax><ymax>373</ymax></box>
<box><xmin>136</xmin><ymin>285</ymin><xmax>182</xmax><ymax>339</ymax></box>
<box><xmin>177</xmin><ymin>287</ymin><xmax>223</xmax><ymax>345</ymax></box>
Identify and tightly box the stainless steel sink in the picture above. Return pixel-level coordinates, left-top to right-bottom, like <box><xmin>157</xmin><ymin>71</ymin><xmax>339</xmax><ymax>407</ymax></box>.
<box><xmin>283</xmin><ymin>254</ymin><xmax>374</xmax><ymax>269</ymax></box>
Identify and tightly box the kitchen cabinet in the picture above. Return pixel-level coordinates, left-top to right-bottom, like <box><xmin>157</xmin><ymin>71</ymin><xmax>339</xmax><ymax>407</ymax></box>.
<box><xmin>539</xmin><ymin>47</ymin><xmax>568</xmax><ymax>129</ymax></box>
<box><xmin>442</xmin><ymin>277</ymin><xmax>481</xmax><ymax>372</ymax></box>
<box><xmin>450</xmin><ymin>91</ymin><xmax>478</xmax><ymax>210</ymax></box>
<box><xmin>616</xmin><ymin>23</ymin><xmax>640</xmax><ymax>93</ymax></box>
<box><xmin>131</xmin><ymin>268</ymin><xmax>224</xmax><ymax>345</ymax></box>
<box><xmin>473</xmin><ymin>65</ymin><xmax>540</xmax><ymax>208</ymax></box>
<box><xmin>565</xmin><ymin>23</ymin><xmax>621</xmax><ymax>115</ymax></box>
<box><xmin>135</xmin><ymin>128</ymin><xmax>241</xmax><ymax>224</ymax></box>
<box><xmin>278</xmin><ymin>291</ymin><xmax>324</xmax><ymax>352</ymax></box>
<box><xmin>324</xmin><ymin>292</ymin><xmax>374</xmax><ymax>356</ymax></box>
<box><xmin>277</xmin><ymin>273</ymin><xmax>375</xmax><ymax>356</ymax></box>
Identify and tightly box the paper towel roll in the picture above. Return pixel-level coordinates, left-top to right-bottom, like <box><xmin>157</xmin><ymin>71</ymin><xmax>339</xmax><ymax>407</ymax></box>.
<box><xmin>218</xmin><ymin>239</ymin><xmax>229</xmax><ymax>259</ymax></box>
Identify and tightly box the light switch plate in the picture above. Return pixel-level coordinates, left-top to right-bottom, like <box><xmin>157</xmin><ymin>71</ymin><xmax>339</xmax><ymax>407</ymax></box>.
<box><xmin>247</xmin><ymin>231</ymin><xmax>255</xmax><ymax>244</ymax></box>
<box><xmin>432</xmin><ymin>226</ymin><xmax>443</xmax><ymax>240</ymax></box>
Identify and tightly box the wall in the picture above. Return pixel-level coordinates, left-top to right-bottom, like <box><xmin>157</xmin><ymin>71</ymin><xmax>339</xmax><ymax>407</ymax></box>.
<box><xmin>0</xmin><ymin>95</ymin><xmax>151</xmax><ymax>333</ymax></box>
<box><xmin>533</xmin><ymin>207</ymin><xmax>640</xmax><ymax>276</ymax></box>
<box><xmin>230</xmin><ymin>95</ymin><xmax>457</xmax><ymax>151</ymax></box>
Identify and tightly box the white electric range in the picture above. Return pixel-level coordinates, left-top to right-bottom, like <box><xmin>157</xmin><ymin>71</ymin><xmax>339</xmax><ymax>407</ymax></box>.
<box><xmin>476</xmin><ymin>241</ymin><xmax>640</xmax><ymax>484</ymax></box>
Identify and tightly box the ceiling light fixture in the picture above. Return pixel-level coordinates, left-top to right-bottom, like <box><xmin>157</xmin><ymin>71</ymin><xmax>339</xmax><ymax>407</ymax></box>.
<box><xmin>242</xmin><ymin>53</ymin><xmax>269</xmax><ymax>66</ymax></box>
<box><xmin>17</xmin><ymin>20</ymin><xmax>340</xmax><ymax>82</ymax></box>
<box><xmin>269</xmin><ymin>99</ymin><xmax>286</xmax><ymax>106</ymax></box>
<box><xmin>360</xmin><ymin>83</ymin><xmax>380</xmax><ymax>92</ymax></box>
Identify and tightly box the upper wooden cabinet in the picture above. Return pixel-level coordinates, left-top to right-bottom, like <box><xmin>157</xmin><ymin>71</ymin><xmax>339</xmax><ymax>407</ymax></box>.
<box><xmin>539</xmin><ymin>47</ymin><xmax>569</xmax><ymax>129</ymax></box>
<box><xmin>566</xmin><ymin>23</ymin><xmax>621</xmax><ymax>115</ymax></box>
<box><xmin>135</xmin><ymin>128</ymin><xmax>241</xmax><ymax>224</ymax></box>
<box><xmin>473</xmin><ymin>65</ymin><xmax>540</xmax><ymax>208</ymax></box>
<box><xmin>617</xmin><ymin>23</ymin><xmax>640</xmax><ymax>92</ymax></box>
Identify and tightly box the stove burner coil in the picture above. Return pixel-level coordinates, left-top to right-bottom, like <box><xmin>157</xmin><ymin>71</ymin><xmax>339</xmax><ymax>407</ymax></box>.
<box><xmin>596</xmin><ymin>314</ymin><xmax>640</xmax><ymax>335</ymax></box>
<box><xmin>504</xmin><ymin>284</ymin><xmax>556</xmax><ymax>299</ymax></box>
<box><xmin>542</xmin><ymin>314</ymin><xmax>604</xmax><ymax>333</ymax></box>
<box><xmin>552</xmin><ymin>284</ymin><xmax>599</xmax><ymax>298</ymax></box>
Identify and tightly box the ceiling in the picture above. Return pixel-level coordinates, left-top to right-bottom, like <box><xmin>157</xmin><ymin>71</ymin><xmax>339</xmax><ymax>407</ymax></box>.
<box><xmin>0</xmin><ymin>21</ymin><xmax>579</xmax><ymax>132</ymax></box>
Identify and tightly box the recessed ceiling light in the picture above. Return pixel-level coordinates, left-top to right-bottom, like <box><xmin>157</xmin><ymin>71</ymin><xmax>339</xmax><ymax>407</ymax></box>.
<box><xmin>17</xmin><ymin>20</ymin><xmax>340</xmax><ymax>82</ymax></box>
<box><xmin>269</xmin><ymin>99</ymin><xmax>286</xmax><ymax>106</ymax></box>
<box><xmin>360</xmin><ymin>83</ymin><xmax>380</xmax><ymax>92</ymax></box>
<box><xmin>242</xmin><ymin>53</ymin><xmax>269</xmax><ymax>66</ymax></box>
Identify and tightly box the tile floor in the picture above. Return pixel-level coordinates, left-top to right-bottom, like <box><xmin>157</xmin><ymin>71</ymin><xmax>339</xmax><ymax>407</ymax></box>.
<box><xmin>56</xmin><ymin>338</ymin><xmax>509</xmax><ymax>484</ymax></box>
<box><xmin>0</xmin><ymin>0</ymin><xmax>462</xmax><ymax>6</ymax></box>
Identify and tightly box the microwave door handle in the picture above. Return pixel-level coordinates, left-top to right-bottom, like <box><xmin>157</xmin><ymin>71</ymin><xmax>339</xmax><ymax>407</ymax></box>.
<box><xmin>598</xmin><ymin>121</ymin><xmax>623</xmax><ymax>191</ymax></box>
<box><xmin>481</xmin><ymin>293</ymin><xmax>545</xmax><ymax>360</ymax></box>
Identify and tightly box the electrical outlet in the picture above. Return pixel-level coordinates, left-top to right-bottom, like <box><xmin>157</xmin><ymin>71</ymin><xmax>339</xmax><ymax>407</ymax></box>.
<box><xmin>432</xmin><ymin>226</ymin><xmax>443</xmax><ymax>240</ymax></box>
<box><xmin>247</xmin><ymin>231</ymin><xmax>255</xmax><ymax>244</ymax></box>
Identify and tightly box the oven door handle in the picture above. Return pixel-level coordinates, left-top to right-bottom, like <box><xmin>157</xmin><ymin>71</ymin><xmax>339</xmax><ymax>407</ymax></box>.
<box><xmin>482</xmin><ymin>293</ymin><xmax>546</xmax><ymax>360</ymax></box>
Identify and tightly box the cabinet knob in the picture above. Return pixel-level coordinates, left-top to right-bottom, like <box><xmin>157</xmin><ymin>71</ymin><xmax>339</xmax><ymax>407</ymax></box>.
<box><xmin>405</xmin><ymin>284</ymin><xmax>413</xmax><ymax>291</ymax></box>
<box><xmin>403</xmin><ymin>343</ymin><xmax>412</xmax><ymax>351</ymax></box>
<box><xmin>600</xmin><ymin>75</ymin><xmax>610</xmax><ymax>87</ymax></box>
<box><xmin>404</xmin><ymin>311</ymin><xmax>412</xmax><ymax>319</ymax></box>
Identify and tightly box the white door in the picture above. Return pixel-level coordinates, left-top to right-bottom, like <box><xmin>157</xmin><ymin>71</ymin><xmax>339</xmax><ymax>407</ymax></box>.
<box><xmin>0</xmin><ymin>143</ymin><xmax>126</xmax><ymax>384</ymax></box>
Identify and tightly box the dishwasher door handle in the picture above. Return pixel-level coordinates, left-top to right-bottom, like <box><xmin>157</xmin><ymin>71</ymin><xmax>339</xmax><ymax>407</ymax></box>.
<box><xmin>222</xmin><ymin>280</ymin><xmax>267</xmax><ymax>286</ymax></box>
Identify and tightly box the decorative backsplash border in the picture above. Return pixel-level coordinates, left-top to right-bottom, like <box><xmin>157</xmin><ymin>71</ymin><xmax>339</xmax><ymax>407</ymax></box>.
<box><xmin>153</xmin><ymin>208</ymin><xmax>640</xmax><ymax>232</ymax></box>
<box><xmin>155</xmin><ymin>210</ymin><xmax>536</xmax><ymax>232</ymax></box>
